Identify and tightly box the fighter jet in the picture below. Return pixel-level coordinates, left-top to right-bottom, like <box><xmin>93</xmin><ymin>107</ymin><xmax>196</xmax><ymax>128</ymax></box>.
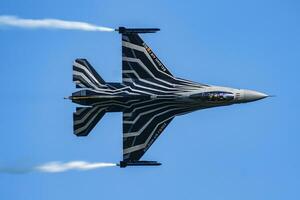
<box><xmin>67</xmin><ymin>27</ymin><xmax>268</xmax><ymax>168</ymax></box>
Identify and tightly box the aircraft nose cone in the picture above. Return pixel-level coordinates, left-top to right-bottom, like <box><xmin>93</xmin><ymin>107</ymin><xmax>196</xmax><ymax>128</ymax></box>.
<box><xmin>241</xmin><ymin>90</ymin><xmax>268</xmax><ymax>102</ymax></box>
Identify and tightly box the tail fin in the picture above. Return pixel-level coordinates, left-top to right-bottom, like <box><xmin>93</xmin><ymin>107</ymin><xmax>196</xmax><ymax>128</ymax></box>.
<box><xmin>73</xmin><ymin>106</ymin><xmax>107</xmax><ymax>136</ymax></box>
<box><xmin>73</xmin><ymin>59</ymin><xmax>107</xmax><ymax>89</ymax></box>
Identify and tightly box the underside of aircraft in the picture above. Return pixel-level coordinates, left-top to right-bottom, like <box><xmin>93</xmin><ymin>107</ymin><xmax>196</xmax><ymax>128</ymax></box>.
<box><xmin>67</xmin><ymin>27</ymin><xmax>268</xmax><ymax>167</ymax></box>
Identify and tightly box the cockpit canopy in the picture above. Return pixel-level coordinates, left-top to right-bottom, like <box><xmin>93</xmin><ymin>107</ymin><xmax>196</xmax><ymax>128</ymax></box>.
<box><xmin>190</xmin><ymin>91</ymin><xmax>235</xmax><ymax>102</ymax></box>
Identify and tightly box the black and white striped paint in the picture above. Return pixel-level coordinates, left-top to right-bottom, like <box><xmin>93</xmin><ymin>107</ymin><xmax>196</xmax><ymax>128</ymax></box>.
<box><xmin>69</xmin><ymin>32</ymin><xmax>265</xmax><ymax>163</ymax></box>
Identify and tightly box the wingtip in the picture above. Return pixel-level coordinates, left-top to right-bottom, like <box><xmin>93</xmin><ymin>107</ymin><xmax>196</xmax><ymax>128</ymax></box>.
<box><xmin>116</xmin><ymin>27</ymin><xmax>160</xmax><ymax>34</ymax></box>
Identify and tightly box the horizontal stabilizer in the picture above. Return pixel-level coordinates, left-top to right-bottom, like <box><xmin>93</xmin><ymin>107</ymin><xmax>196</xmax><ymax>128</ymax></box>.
<box><xmin>73</xmin><ymin>59</ymin><xmax>107</xmax><ymax>89</ymax></box>
<box><xmin>73</xmin><ymin>106</ymin><xmax>106</xmax><ymax>136</ymax></box>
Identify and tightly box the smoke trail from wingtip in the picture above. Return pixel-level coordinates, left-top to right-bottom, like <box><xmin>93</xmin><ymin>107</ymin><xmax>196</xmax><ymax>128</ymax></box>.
<box><xmin>0</xmin><ymin>15</ymin><xmax>114</xmax><ymax>32</ymax></box>
<box><xmin>0</xmin><ymin>161</ymin><xmax>117</xmax><ymax>174</ymax></box>
<box><xmin>35</xmin><ymin>161</ymin><xmax>117</xmax><ymax>173</ymax></box>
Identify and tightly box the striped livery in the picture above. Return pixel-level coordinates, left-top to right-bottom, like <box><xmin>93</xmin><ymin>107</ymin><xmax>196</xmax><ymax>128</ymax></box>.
<box><xmin>69</xmin><ymin>28</ymin><xmax>269</xmax><ymax>166</ymax></box>
<box><xmin>71</xmin><ymin>32</ymin><xmax>209</xmax><ymax>163</ymax></box>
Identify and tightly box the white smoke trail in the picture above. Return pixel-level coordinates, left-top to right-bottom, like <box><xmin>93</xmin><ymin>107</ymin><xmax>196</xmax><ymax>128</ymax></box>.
<box><xmin>0</xmin><ymin>15</ymin><xmax>114</xmax><ymax>32</ymax></box>
<box><xmin>35</xmin><ymin>161</ymin><xmax>117</xmax><ymax>173</ymax></box>
<box><xmin>0</xmin><ymin>161</ymin><xmax>117</xmax><ymax>174</ymax></box>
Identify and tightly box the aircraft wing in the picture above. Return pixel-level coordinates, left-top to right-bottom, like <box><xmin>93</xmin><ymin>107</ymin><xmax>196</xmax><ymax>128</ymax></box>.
<box><xmin>120</xmin><ymin>28</ymin><xmax>207</xmax><ymax>161</ymax></box>
<box><xmin>122</xmin><ymin>32</ymin><xmax>174</xmax><ymax>82</ymax></box>
<box><xmin>121</xmin><ymin>29</ymin><xmax>207</xmax><ymax>95</ymax></box>
<box><xmin>122</xmin><ymin>99</ymin><xmax>194</xmax><ymax>162</ymax></box>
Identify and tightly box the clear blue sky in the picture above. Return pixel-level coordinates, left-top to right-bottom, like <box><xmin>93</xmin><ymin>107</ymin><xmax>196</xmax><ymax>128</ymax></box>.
<box><xmin>0</xmin><ymin>0</ymin><xmax>299</xmax><ymax>199</ymax></box>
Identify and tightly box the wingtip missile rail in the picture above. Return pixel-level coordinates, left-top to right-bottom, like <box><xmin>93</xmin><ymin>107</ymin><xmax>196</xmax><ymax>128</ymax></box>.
<box><xmin>117</xmin><ymin>161</ymin><xmax>162</xmax><ymax>168</ymax></box>
<box><xmin>115</xmin><ymin>27</ymin><xmax>160</xmax><ymax>34</ymax></box>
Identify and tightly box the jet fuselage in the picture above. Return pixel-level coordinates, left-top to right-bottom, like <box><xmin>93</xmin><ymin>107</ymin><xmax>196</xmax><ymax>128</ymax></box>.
<box><xmin>70</xmin><ymin>83</ymin><xmax>268</xmax><ymax>113</ymax></box>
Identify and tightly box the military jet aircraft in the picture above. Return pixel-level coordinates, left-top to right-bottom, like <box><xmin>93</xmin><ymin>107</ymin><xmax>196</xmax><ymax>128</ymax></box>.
<box><xmin>67</xmin><ymin>27</ymin><xmax>268</xmax><ymax>168</ymax></box>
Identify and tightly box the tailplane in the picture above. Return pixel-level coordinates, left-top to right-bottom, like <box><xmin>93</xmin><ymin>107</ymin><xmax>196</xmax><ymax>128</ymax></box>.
<box><xmin>73</xmin><ymin>59</ymin><xmax>107</xmax><ymax>89</ymax></box>
<box><xmin>73</xmin><ymin>106</ymin><xmax>107</xmax><ymax>136</ymax></box>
